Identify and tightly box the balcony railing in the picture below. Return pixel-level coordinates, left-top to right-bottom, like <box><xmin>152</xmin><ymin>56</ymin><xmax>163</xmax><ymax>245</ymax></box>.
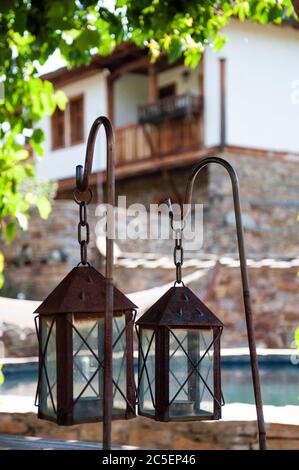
<box><xmin>115</xmin><ymin>114</ymin><xmax>202</xmax><ymax>165</ymax></box>
<box><xmin>138</xmin><ymin>93</ymin><xmax>201</xmax><ymax>125</ymax></box>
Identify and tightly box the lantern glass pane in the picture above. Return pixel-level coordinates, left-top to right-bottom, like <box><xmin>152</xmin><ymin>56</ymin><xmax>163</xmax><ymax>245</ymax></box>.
<box><xmin>139</xmin><ymin>328</ymin><xmax>155</xmax><ymax>416</ymax></box>
<box><xmin>73</xmin><ymin>318</ymin><xmax>104</xmax><ymax>422</ymax></box>
<box><xmin>169</xmin><ymin>328</ymin><xmax>214</xmax><ymax>419</ymax></box>
<box><xmin>112</xmin><ymin>314</ymin><xmax>127</xmax><ymax>414</ymax></box>
<box><xmin>40</xmin><ymin>317</ymin><xmax>57</xmax><ymax>419</ymax></box>
<box><xmin>72</xmin><ymin>314</ymin><xmax>128</xmax><ymax>422</ymax></box>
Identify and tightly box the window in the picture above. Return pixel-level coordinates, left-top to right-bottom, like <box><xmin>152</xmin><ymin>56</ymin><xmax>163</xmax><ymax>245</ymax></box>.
<box><xmin>52</xmin><ymin>108</ymin><xmax>65</xmax><ymax>150</ymax></box>
<box><xmin>70</xmin><ymin>95</ymin><xmax>84</xmax><ymax>145</ymax></box>
<box><xmin>158</xmin><ymin>84</ymin><xmax>176</xmax><ymax>100</ymax></box>
<box><xmin>51</xmin><ymin>94</ymin><xmax>84</xmax><ymax>150</ymax></box>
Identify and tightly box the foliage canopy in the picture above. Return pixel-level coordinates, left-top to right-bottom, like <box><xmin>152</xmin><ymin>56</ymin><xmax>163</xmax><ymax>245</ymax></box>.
<box><xmin>0</xmin><ymin>0</ymin><xmax>296</xmax><ymax>286</ymax></box>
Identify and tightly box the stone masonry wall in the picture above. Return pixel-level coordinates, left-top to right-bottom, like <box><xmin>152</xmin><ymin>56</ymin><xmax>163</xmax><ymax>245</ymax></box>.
<box><xmin>0</xmin><ymin>151</ymin><xmax>298</xmax><ymax>350</ymax></box>
<box><xmin>0</xmin><ymin>413</ymin><xmax>299</xmax><ymax>450</ymax></box>
<box><xmin>114</xmin><ymin>263</ymin><xmax>299</xmax><ymax>349</ymax></box>
<box><xmin>0</xmin><ymin>202</ymin><xmax>102</xmax><ymax>300</ymax></box>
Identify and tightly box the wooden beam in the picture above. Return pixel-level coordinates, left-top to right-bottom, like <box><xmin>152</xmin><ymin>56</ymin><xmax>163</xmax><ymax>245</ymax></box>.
<box><xmin>148</xmin><ymin>63</ymin><xmax>158</xmax><ymax>103</ymax></box>
<box><xmin>109</xmin><ymin>55</ymin><xmax>150</xmax><ymax>81</ymax></box>
<box><xmin>223</xmin><ymin>145</ymin><xmax>299</xmax><ymax>160</ymax></box>
<box><xmin>57</xmin><ymin>142</ymin><xmax>299</xmax><ymax>195</ymax></box>
<box><xmin>57</xmin><ymin>146</ymin><xmax>220</xmax><ymax>193</ymax></box>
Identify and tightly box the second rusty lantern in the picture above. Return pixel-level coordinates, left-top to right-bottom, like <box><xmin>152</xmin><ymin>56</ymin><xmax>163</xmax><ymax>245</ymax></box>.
<box><xmin>136</xmin><ymin>285</ymin><xmax>223</xmax><ymax>422</ymax></box>
<box><xmin>34</xmin><ymin>265</ymin><xmax>137</xmax><ymax>425</ymax></box>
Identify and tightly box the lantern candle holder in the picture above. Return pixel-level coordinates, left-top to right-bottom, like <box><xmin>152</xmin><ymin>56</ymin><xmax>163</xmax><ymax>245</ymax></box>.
<box><xmin>136</xmin><ymin>285</ymin><xmax>223</xmax><ymax>422</ymax></box>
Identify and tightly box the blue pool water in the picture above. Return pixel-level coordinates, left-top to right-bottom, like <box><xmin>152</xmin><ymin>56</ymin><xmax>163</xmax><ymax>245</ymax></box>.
<box><xmin>0</xmin><ymin>359</ymin><xmax>298</xmax><ymax>407</ymax></box>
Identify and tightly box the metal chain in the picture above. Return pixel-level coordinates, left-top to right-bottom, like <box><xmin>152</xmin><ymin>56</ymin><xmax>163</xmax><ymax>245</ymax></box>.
<box><xmin>165</xmin><ymin>197</ymin><xmax>185</xmax><ymax>286</ymax></box>
<box><xmin>77</xmin><ymin>200</ymin><xmax>90</xmax><ymax>265</ymax></box>
<box><xmin>173</xmin><ymin>227</ymin><xmax>184</xmax><ymax>285</ymax></box>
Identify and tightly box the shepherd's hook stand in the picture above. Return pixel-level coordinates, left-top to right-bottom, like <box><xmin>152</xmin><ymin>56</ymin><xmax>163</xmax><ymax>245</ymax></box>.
<box><xmin>76</xmin><ymin>116</ymin><xmax>115</xmax><ymax>450</ymax></box>
<box><xmin>182</xmin><ymin>156</ymin><xmax>267</xmax><ymax>450</ymax></box>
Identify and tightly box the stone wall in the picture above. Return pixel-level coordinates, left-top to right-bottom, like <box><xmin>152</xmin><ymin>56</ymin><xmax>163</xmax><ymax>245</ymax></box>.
<box><xmin>114</xmin><ymin>151</ymin><xmax>299</xmax><ymax>257</ymax></box>
<box><xmin>206</xmin><ymin>152</ymin><xmax>299</xmax><ymax>257</ymax></box>
<box><xmin>0</xmin><ymin>413</ymin><xmax>298</xmax><ymax>450</ymax></box>
<box><xmin>114</xmin><ymin>263</ymin><xmax>299</xmax><ymax>349</ymax></box>
<box><xmin>1</xmin><ymin>201</ymin><xmax>102</xmax><ymax>300</ymax></box>
<box><xmin>0</xmin><ymin>151</ymin><xmax>298</xmax><ymax>350</ymax></box>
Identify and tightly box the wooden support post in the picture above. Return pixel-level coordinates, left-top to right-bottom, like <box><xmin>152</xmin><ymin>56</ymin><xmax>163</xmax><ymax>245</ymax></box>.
<box><xmin>219</xmin><ymin>58</ymin><xmax>226</xmax><ymax>150</ymax></box>
<box><xmin>148</xmin><ymin>64</ymin><xmax>158</xmax><ymax>104</ymax></box>
<box><xmin>107</xmin><ymin>76</ymin><xmax>114</xmax><ymax>125</ymax></box>
<box><xmin>198</xmin><ymin>56</ymin><xmax>205</xmax><ymax>147</ymax></box>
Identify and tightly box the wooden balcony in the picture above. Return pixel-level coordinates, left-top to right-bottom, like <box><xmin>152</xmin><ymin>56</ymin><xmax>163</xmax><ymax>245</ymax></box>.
<box><xmin>115</xmin><ymin>112</ymin><xmax>203</xmax><ymax>168</ymax></box>
<box><xmin>138</xmin><ymin>93</ymin><xmax>201</xmax><ymax>124</ymax></box>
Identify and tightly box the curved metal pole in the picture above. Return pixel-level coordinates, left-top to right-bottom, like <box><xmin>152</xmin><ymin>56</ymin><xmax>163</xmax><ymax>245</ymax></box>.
<box><xmin>76</xmin><ymin>116</ymin><xmax>115</xmax><ymax>451</ymax></box>
<box><xmin>183</xmin><ymin>156</ymin><xmax>266</xmax><ymax>450</ymax></box>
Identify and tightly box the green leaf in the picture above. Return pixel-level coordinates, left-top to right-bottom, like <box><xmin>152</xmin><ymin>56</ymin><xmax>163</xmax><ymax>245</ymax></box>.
<box><xmin>30</xmin><ymin>140</ymin><xmax>44</xmax><ymax>156</ymax></box>
<box><xmin>14</xmin><ymin>149</ymin><xmax>29</xmax><ymax>161</ymax></box>
<box><xmin>54</xmin><ymin>90</ymin><xmax>68</xmax><ymax>111</ymax></box>
<box><xmin>4</xmin><ymin>221</ymin><xmax>16</xmax><ymax>243</ymax></box>
<box><xmin>0</xmin><ymin>365</ymin><xmax>4</xmax><ymax>385</ymax></box>
<box><xmin>36</xmin><ymin>196</ymin><xmax>51</xmax><ymax>219</ymax></box>
<box><xmin>0</xmin><ymin>252</ymin><xmax>4</xmax><ymax>272</ymax></box>
<box><xmin>75</xmin><ymin>30</ymin><xmax>100</xmax><ymax>53</ymax></box>
<box><xmin>168</xmin><ymin>37</ymin><xmax>183</xmax><ymax>63</ymax></box>
<box><xmin>214</xmin><ymin>35</ymin><xmax>228</xmax><ymax>53</ymax></box>
<box><xmin>31</xmin><ymin>128</ymin><xmax>45</xmax><ymax>144</ymax></box>
<box><xmin>0</xmin><ymin>273</ymin><xmax>4</xmax><ymax>289</ymax></box>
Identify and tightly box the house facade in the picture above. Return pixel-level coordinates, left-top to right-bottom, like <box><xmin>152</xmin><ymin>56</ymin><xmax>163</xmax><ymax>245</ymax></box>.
<box><xmin>36</xmin><ymin>19</ymin><xmax>299</xmax><ymax>195</ymax></box>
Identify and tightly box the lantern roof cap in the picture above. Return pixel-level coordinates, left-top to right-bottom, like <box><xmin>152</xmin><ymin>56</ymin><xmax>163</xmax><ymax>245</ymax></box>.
<box><xmin>136</xmin><ymin>285</ymin><xmax>223</xmax><ymax>327</ymax></box>
<box><xmin>34</xmin><ymin>265</ymin><xmax>137</xmax><ymax>315</ymax></box>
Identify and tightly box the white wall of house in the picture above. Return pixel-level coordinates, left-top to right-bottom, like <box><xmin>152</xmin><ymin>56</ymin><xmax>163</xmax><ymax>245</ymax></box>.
<box><xmin>35</xmin><ymin>71</ymin><xmax>107</xmax><ymax>181</ymax></box>
<box><xmin>36</xmin><ymin>22</ymin><xmax>299</xmax><ymax>184</ymax></box>
<box><xmin>114</xmin><ymin>73</ymin><xmax>148</xmax><ymax>127</ymax></box>
<box><xmin>204</xmin><ymin>21</ymin><xmax>299</xmax><ymax>153</ymax></box>
<box><xmin>204</xmin><ymin>49</ymin><xmax>221</xmax><ymax>147</ymax></box>
<box><xmin>158</xmin><ymin>64</ymin><xmax>201</xmax><ymax>96</ymax></box>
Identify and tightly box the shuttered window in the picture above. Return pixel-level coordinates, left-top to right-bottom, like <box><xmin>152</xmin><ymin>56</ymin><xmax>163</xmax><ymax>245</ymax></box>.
<box><xmin>51</xmin><ymin>108</ymin><xmax>65</xmax><ymax>150</ymax></box>
<box><xmin>70</xmin><ymin>95</ymin><xmax>84</xmax><ymax>145</ymax></box>
<box><xmin>51</xmin><ymin>94</ymin><xmax>84</xmax><ymax>150</ymax></box>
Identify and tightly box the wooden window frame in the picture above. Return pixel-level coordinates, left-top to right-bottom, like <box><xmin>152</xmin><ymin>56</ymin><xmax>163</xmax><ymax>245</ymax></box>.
<box><xmin>69</xmin><ymin>94</ymin><xmax>84</xmax><ymax>146</ymax></box>
<box><xmin>51</xmin><ymin>94</ymin><xmax>84</xmax><ymax>150</ymax></box>
<box><xmin>51</xmin><ymin>107</ymin><xmax>66</xmax><ymax>151</ymax></box>
<box><xmin>158</xmin><ymin>83</ymin><xmax>176</xmax><ymax>100</ymax></box>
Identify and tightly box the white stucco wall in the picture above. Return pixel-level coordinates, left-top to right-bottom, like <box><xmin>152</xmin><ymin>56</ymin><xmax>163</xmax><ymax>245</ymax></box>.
<box><xmin>114</xmin><ymin>74</ymin><xmax>148</xmax><ymax>127</ymax></box>
<box><xmin>158</xmin><ymin>64</ymin><xmax>201</xmax><ymax>96</ymax></box>
<box><xmin>204</xmin><ymin>21</ymin><xmax>299</xmax><ymax>153</ymax></box>
<box><xmin>35</xmin><ymin>71</ymin><xmax>107</xmax><ymax>181</ymax></box>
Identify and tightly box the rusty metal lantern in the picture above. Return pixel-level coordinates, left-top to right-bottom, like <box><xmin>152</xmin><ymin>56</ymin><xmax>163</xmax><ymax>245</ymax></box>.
<box><xmin>33</xmin><ymin>117</ymin><xmax>137</xmax><ymax>435</ymax></box>
<box><xmin>34</xmin><ymin>265</ymin><xmax>137</xmax><ymax>425</ymax></box>
<box><xmin>136</xmin><ymin>285</ymin><xmax>223</xmax><ymax>421</ymax></box>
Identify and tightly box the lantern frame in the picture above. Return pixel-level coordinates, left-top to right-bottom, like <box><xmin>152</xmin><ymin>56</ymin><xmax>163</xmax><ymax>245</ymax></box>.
<box><xmin>136</xmin><ymin>285</ymin><xmax>223</xmax><ymax>422</ymax></box>
<box><xmin>34</xmin><ymin>265</ymin><xmax>137</xmax><ymax>426</ymax></box>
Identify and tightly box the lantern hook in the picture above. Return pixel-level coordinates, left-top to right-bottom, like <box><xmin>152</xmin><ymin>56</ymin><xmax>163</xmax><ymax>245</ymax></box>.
<box><xmin>75</xmin><ymin>116</ymin><xmax>115</xmax><ymax>450</ymax></box>
<box><xmin>75</xmin><ymin>116</ymin><xmax>114</xmax><ymax>194</ymax></box>
<box><xmin>180</xmin><ymin>155</ymin><xmax>266</xmax><ymax>450</ymax></box>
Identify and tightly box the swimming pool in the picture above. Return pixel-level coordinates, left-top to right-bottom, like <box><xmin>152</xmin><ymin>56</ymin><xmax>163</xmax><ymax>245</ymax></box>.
<box><xmin>1</xmin><ymin>357</ymin><xmax>298</xmax><ymax>407</ymax></box>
